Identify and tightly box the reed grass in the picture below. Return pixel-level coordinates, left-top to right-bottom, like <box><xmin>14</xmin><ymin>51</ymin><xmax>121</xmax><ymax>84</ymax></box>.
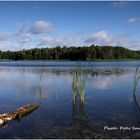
<box><xmin>133</xmin><ymin>66</ymin><xmax>140</xmax><ymax>99</ymax></box>
<box><xmin>133</xmin><ymin>65</ymin><xmax>140</xmax><ymax>114</ymax></box>
<box><xmin>72</xmin><ymin>64</ymin><xmax>85</xmax><ymax>116</ymax></box>
<box><xmin>72</xmin><ymin>66</ymin><xmax>85</xmax><ymax>103</ymax></box>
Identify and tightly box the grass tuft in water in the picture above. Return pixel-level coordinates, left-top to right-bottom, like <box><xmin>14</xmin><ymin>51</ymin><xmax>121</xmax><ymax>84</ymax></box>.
<box><xmin>72</xmin><ymin>64</ymin><xmax>85</xmax><ymax>117</ymax></box>
<box><xmin>133</xmin><ymin>66</ymin><xmax>140</xmax><ymax>99</ymax></box>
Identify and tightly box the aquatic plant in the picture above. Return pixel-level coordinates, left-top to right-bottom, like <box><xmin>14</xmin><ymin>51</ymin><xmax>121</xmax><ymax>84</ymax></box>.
<box><xmin>72</xmin><ymin>64</ymin><xmax>85</xmax><ymax>117</ymax></box>
<box><xmin>72</xmin><ymin>66</ymin><xmax>85</xmax><ymax>103</ymax></box>
<box><xmin>133</xmin><ymin>66</ymin><xmax>140</xmax><ymax>99</ymax></box>
<box><xmin>133</xmin><ymin>65</ymin><xmax>140</xmax><ymax>115</ymax></box>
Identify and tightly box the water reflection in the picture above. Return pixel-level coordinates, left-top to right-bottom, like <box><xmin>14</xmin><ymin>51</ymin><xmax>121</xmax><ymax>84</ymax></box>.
<box><xmin>93</xmin><ymin>76</ymin><xmax>113</xmax><ymax>90</ymax></box>
<box><xmin>0</xmin><ymin>67</ymin><xmax>132</xmax><ymax>77</ymax></box>
<box><xmin>38</xmin><ymin>72</ymin><xmax>42</xmax><ymax>98</ymax></box>
<box><xmin>1</xmin><ymin>62</ymin><xmax>140</xmax><ymax>138</ymax></box>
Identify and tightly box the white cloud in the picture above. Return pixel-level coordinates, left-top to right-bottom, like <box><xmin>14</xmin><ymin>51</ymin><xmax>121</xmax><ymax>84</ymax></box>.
<box><xmin>16</xmin><ymin>20</ymin><xmax>53</xmax><ymax>44</ymax></box>
<box><xmin>38</xmin><ymin>36</ymin><xmax>60</xmax><ymax>47</ymax></box>
<box><xmin>111</xmin><ymin>1</ymin><xmax>131</xmax><ymax>8</ymax></box>
<box><xmin>0</xmin><ymin>18</ymin><xmax>140</xmax><ymax>51</ymax></box>
<box><xmin>0</xmin><ymin>32</ymin><xmax>12</xmax><ymax>41</ymax></box>
<box><xmin>0</xmin><ymin>20</ymin><xmax>54</xmax><ymax>50</ymax></box>
<box><xmin>0</xmin><ymin>41</ymin><xmax>19</xmax><ymax>51</ymax></box>
<box><xmin>85</xmin><ymin>30</ymin><xmax>140</xmax><ymax>50</ymax></box>
<box><xmin>128</xmin><ymin>18</ymin><xmax>137</xmax><ymax>24</ymax></box>
<box><xmin>30</xmin><ymin>20</ymin><xmax>53</xmax><ymax>35</ymax></box>
<box><xmin>37</xmin><ymin>32</ymin><xmax>85</xmax><ymax>47</ymax></box>
<box><xmin>85</xmin><ymin>31</ymin><xmax>111</xmax><ymax>45</ymax></box>
<box><xmin>61</xmin><ymin>32</ymin><xmax>85</xmax><ymax>46</ymax></box>
<box><xmin>0</xmin><ymin>20</ymin><xmax>53</xmax><ymax>50</ymax></box>
<box><xmin>110</xmin><ymin>35</ymin><xmax>129</xmax><ymax>47</ymax></box>
<box><xmin>128</xmin><ymin>39</ymin><xmax>140</xmax><ymax>50</ymax></box>
<box><xmin>127</xmin><ymin>17</ymin><xmax>140</xmax><ymax>24</ymax></box>
<box><xmin>16</xmin><ymin>25</ymin><xmax>32</xmax><ymax>43</ymax></box>
<box><xmin>127</xmin><ymin>17</ymin><xmax>140</xmax><ymax>26</ymax></box>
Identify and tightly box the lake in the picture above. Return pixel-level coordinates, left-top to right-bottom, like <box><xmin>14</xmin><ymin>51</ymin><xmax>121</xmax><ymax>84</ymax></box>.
<box><xmin>0</xmin><ymin>61</ymin><xmax>140</xmax><ymax>138</ymax></box>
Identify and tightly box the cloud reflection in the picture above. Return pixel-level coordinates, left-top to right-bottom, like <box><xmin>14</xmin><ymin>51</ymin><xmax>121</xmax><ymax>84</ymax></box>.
<box><xmin>94</xmin><ymin>77</ymin><xmax>112</xmax><ymax>90</ymax></box>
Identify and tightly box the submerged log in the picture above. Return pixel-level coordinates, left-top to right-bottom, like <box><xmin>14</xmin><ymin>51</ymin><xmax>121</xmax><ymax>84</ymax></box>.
<box><xmin>0</xmin><ymin>104</ymin><xmax>39</xmax><ymax>126</ymax></box>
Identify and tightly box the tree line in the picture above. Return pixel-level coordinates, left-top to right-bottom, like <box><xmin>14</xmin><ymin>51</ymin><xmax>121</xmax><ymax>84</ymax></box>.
<box><xmin>0</xmin><ymin>45</ymin><xmax>140</xmax><ymax>60</ymax></box>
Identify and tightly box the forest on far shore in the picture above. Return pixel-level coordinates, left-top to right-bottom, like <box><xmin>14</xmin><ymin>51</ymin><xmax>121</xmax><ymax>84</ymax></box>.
<box><xmin>0</xmin><ymin>45</ymin><xmax>140</xmax><ymax>60</ymax></box>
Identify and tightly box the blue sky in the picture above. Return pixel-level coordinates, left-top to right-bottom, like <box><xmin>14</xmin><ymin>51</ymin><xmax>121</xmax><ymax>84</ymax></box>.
<box><xmin>0</xmin><ymin>1</ymin><xmax>140</xmax><ymax>51</ymax></box>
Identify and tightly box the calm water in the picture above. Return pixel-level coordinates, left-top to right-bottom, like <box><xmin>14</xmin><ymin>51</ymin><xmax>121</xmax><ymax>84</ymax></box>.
<box><xmin>0</xmin><ymin>61</ymin><xmax>140</xmax><ymax>138</ymax></box>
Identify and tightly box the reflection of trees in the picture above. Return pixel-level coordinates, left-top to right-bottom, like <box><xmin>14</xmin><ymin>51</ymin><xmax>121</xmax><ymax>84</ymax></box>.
<box><xmin>19</xmin><ymin>68</ymin><xmax>44</xmax><ymax>99</ymax></box>
<box><xmin>7</xmin><ymin>67</ymin><xmax>130</xmax><ymax>77</ymax></box>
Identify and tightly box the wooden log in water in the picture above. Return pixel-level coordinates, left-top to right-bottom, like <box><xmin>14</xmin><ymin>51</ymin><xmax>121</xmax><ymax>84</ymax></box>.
<box><xmin>0</xmin><ymin>104</ymin><xmax>39</xmax><ymax>126</ymax></box>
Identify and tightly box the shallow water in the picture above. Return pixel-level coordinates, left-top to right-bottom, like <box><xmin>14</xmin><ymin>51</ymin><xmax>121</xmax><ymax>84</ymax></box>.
<box><xmin>0</xmin><ymin>61</ymin><xmax>140</xmax><ymax>138</ymax></box>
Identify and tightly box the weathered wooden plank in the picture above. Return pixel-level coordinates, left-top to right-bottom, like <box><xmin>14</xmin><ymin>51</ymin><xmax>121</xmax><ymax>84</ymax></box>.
<box><xmin>0</xmin><ymin>104</ymin><xmax>39</xmax><ymax>126</ymax></box>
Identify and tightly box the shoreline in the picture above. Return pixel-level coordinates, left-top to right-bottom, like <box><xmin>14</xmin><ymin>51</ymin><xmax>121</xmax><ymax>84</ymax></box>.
<box><xmin>0</xmin><ymin>59</ymin><xmax>140</xmax><ymax>62</ymax></box>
